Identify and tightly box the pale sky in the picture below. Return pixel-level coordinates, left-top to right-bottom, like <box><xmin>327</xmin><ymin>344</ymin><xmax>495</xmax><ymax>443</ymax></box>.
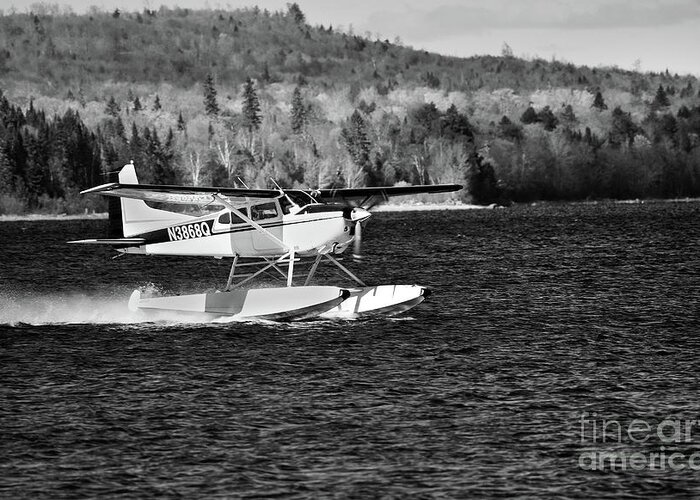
<box><xmin>5</xmin><ymin>0</ymin><xmax>700</xmax><ymax>76</ymax></box>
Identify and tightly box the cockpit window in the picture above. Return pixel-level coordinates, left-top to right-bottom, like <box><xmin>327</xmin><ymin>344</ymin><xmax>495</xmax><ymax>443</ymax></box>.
<box><xmin>251</xmin><ymin>202</ymin><xmax>279</xmax><ymax>221</ymax></box>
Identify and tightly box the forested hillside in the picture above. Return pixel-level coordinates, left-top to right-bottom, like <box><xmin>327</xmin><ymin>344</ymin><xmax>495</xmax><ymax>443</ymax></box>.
<box><xmin>1</xmin><ymin>4</ymin><xmax>699</xmax><ymax>214</ymax></box>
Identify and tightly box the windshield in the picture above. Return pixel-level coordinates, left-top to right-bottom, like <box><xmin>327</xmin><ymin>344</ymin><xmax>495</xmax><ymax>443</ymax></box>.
<box><xmin>287</xmin><ymin>191</ymin><xmax>316</xmax><ymax>207</ymax></box>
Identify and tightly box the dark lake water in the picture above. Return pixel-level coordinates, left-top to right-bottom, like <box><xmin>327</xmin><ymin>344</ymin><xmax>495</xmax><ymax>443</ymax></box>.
<box><xmin>1</xmin><ymin>202</ymin><xmax>700</xmax><ymax>498</ymax></box>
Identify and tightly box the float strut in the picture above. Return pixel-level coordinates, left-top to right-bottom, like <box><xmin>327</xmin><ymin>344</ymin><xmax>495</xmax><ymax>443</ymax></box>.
<box><xmin>324</xmin><ymin>254</ymin><xmax>366</xmax><ymax>286</ymax></box>
<box><xmin>287</xmin><ymin>249</ymin><xmax>295</xmax><ymax>287</ymax></box>
<box><xmin>304</xmin><ymin>254</ymin><xmax>323</xmax><ymax>286</ymax></box>
<box><xmin>231</xmin><ymin>252</ymin><xmax>291</xmax><ymax>289</ymax></box>
<box><xmin>225</xmin><ymin>254</ymin><xmax>239</xmax><ymax>291</ymax></box>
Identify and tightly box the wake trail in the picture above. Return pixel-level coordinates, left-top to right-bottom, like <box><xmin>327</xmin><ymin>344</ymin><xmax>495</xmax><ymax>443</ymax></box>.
<box><xmin>0</xmin><ymin>289</ymin><xmax>220</xmax><ymax>326</ymax></box>
<box><xmin>0</xmin><ymin>284</ymin><xmax>360</xmax><ymax>327</ymax></box>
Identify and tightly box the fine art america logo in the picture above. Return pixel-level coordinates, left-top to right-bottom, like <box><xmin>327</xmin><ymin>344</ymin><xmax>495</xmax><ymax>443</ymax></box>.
<box><xmin>579</xmin><ymin>413</ymin><xmax>700</xmax><ymax>471</ymax></box>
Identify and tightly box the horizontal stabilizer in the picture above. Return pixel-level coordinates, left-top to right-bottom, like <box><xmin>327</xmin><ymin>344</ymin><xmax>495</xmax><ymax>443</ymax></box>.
<box><xmin>68</xmin><ymin>238</ymin><xmax>146</xmax><ymax>246</ymax></box>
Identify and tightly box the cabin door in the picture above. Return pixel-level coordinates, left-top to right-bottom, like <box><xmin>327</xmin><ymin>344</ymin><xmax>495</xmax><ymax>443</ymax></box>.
<box><xmin>250</xmin><ymin>201</ymin><xmax>284</xmax><ymax>252</ymax></box>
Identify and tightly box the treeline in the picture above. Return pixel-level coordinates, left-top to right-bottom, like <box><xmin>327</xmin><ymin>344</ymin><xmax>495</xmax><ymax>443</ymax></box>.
<box><xmin>0</xmin><ymin>94</ymin><xmax>103</xmax><ymax>213</ymax></box>
<box><xmin>488</xmin><ymin>86</ymin><xmax>700</xmax><ymax>201</ymax></box>
<box><xmin>2</xmin><ymin>77</ymin><xmax>699</xmax><ymax>214</ymax></box>
<box><xmin>0</xmin><ymin>4</ymin><xmax>700</xmax><ymax>214</ymax></box>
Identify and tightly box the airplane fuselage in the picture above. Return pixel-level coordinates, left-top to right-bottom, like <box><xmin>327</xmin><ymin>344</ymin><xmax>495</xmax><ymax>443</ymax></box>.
<box><xmin>119</xmin><ymin>201</ymin><xmax>357</xmax><ymax>258</ymax></box>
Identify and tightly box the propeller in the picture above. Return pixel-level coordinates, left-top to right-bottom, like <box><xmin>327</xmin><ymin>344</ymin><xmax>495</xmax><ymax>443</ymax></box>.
<box><xmin>353</xmin><ymin>220</ymin><xmax>363</xmax><ymax>262</ymax></box>
<box><xmin>349</xmin><ymin>207</ymin><xmax>370</xmax><ymax>262</ymax></box>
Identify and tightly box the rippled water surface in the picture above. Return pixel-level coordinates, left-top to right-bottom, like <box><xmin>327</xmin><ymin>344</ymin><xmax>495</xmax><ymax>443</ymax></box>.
<box><xmin>2</xmin><ymin>202</ymin><xmax>700</xmax><ymax>498</ymax></box>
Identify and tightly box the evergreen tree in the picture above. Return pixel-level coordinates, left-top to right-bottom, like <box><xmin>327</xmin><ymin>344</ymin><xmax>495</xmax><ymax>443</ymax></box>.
<box><xmin>153</xmin><ymin>94</ymin><xmax>162</xmax><ymax>111</ymax></box>
<box><xmin>410</xmin><ymin>102</ymin><xmax>442</xmax><ymax>142</ymax></box>
<box><xmin>655</xmin><ymin>113</ymin><xmax>678</xmax><ymax>144</ymax></box>
<box><xmin>208</xmin><ymin>121</ymin><xmax>215</xmax><ymax>144</ymax></box>
<box><xmin>290</xmin><ymin>86</ymin><xmax>306</xmax><ymax>134</ymax></box>
<box><xmin>559</xmin><ymin>104</ymin><xmax>577</xmax><ymax>127</ymax></box>
<box><xmin>592</xmin><ymin>91</ymin><xmax>607</xmax><ymax>111</ymax></box>
<box><xmin>520</xmin><ymin>105</ymin><xmax>539</xmax><ymax>124</ymax></box>
<box><xmin>442</xmin><ymin>104</ymin><xmax>474</xmax><ymax>141</ymax></box>
<box><xmin>609</xmin><ymin>106</ymin><xmax>640</xmax><ymax>147</ymax></box>
<box><xmin>341</xmin><ymin>110</ymin><xmax>371</xmax><ymax>172</ymax></box>
<box><xmin>261</xmin><ymin>62</ymin><xmax>271</xmax><ymax>83</ymax></box>
<box><xmin>177</xmin><ymin>112</ymin><xmax>186</xmax><ymax>132</ymax></box>
<box><xmin>497</xmin><ymin>116</ymin><xmax>524</xmax><ymax>142</ymax></box>
<box><xmin>24</xmin><ymin>133</ymin><xmax>49</xmax><ymax>206</ymax></box>
<box><xmin>677</xmin><ymin>105</ymin><xmax>691</xmax><ymax>119</ymax></box>
<box><xmin>424</xmin><ymin>71</ymin><xmax>440</xmax><ymax>88</ymax></box>
<box><xmin>0</xmin><ymin>148</ymin><xmax>13</xmax><ymax>195</ymax></box>
<box><xmin>537</xmin><ymin>106</ymin><xmax>558</xmax><ymax>131</ymax></box>
<box><xmin>653</xmin><ymin>84</ymin><xmax>670</xmax><ymax>109</ymax></box>
<box><xmin>680</xmin><ymin>82</ymin><xmax>694</xmax><ymax>98</ymax></box>
<box><xmin>132</xmin><ymin>96</ymin><xmax>142</xmax><ymax>112</ymax></box>
<box><xmin>467</xmin><ymin>152</ymin><xmax>502</xmax><ymax>205</ymax></box>
<box><xmin>157</xmin><ymin>127</ymin><xmax>177</xmax><ymax>185</ymax></box>
<box><xmin>105</xmin><ymin>96</ymin><xmax>121</xmax><ymax>117</ymax></box>
<box><xmin>203</xmin><ymin>73</ymin><xmax>220</xmax><ymax>116</ymax></box>
<box><xmin>287</xmin><ymin>3</ymin><xmax>306</xmax><ymax>25</ymax></box>
<box><xmin>114</xmin><ymin>116</ymin><xmax>126</xmax><ymax>139</ymax></box>
<box><xmin>3</xmin><ymin>127</ymin><xmax>27</xmax><ymax>194</ymax></box>
<box><xmin>242</xmin><ymin>77</ymin><xmax>262</xmax><ymax>133</ymax></box>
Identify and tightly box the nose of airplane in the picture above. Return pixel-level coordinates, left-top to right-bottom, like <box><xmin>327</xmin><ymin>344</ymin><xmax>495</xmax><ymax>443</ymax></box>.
<box><xmin>349</xmin><ymin>207</ymin><xmax>371</xmax><ymax>223</ymax></box>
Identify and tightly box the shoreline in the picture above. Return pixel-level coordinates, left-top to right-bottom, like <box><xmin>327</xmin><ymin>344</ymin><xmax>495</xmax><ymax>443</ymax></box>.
<box><xmin>0</xmin><ymin>212</ymin><xmax>109</xmax><ymax>222</ymax></box>
<box><xmin>2</xmin><ymin>197</ymin><xmax>699</xmax><ymax>221</ymax></box>
<box><xmin>374</xmin><ymin>203</ymin><xmax>490</xmax><ymax>212</ymax></box>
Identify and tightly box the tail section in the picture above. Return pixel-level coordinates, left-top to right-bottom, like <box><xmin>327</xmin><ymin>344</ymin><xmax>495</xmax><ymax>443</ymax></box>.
<box><xmin>114</xmin><ymin>163</ymin><xmax>191</xmax><ymax>237</ymax></box>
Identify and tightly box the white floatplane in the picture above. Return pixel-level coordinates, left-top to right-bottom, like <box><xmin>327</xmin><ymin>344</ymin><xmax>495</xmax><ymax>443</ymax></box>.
<box><xmin>71</xmin><ymin>163</ymin><xmax>461</xmax><ymax>321</ymax></box>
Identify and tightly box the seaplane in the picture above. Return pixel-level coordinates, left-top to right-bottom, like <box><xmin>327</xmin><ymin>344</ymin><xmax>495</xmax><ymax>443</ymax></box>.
<box><xmin>70</xmin><ymin>163</ymin><xmax>462</xmax><ymax>321</ymax></box>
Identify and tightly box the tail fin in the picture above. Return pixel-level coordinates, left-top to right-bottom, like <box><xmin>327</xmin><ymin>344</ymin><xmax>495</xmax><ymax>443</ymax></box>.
<box><xmin>114</xmin><ymin>163</ymin><xmax>191</xmax><ymax>237</ymax></box>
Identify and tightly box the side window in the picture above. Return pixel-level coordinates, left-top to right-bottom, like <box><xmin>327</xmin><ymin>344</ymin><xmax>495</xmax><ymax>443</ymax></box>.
<box><xmin>217</xmin><ymin>212</ymin><xmax>230</xmax><ymax>225</ymax></box>
<box><xmin>230</xmin><ymin>211</ymin><xmax>245</xmax><ymax>224</ymax></box>
<box><xmin>251</xmin><ymin>202</ymin><xmax>279</xmax><ymax>221</ymax></box>
<box><xmin>217</xmin><ymin>211</ymin><xmax>246</xmax><ymax>225</ymax></box>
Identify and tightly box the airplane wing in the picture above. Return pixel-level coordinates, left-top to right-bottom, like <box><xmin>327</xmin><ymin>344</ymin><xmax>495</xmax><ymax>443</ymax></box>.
<box><xmin>304</xmin><ymin>184</ymin><xmax>463</xmax><ymax>207</ymax></box>
<box><xmin>81</xmin><ymin>182</ymin><xmax>281</xmax><ymax>205</ymax></box>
